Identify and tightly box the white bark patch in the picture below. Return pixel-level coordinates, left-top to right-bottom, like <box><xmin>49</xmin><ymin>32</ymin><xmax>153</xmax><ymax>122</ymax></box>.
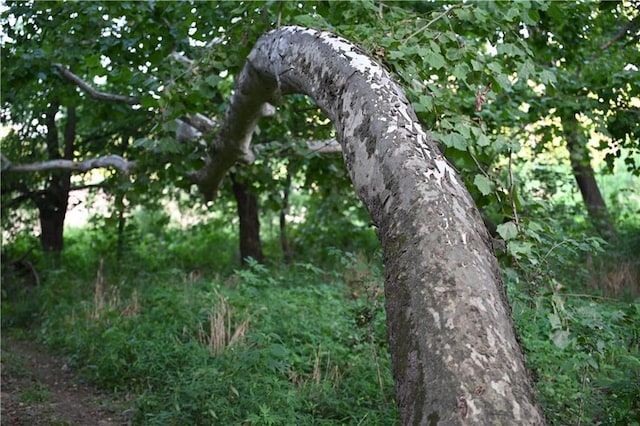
<box><xmin>282</xmin><ymin>26</ymin><xmax>384</xmax><ymax>81</ymax></box>
<box><xmin>466</xmin><ymin>397</ymin><xmax>481</xmax><ymax>417</ymax></box>
<box><xmin>491</xmin><ymin>378</ymin><xmax>507</xmax><ymax>397</ymax></box>
<box><xmin>423</xmin><ymin>158</ymin><xmax>451</xmax><ymax>186</ymax></box>
<box><xmin>469</xmin><ymin>296</ymin><xmax>488</xmax><ymax>313</ymax></box>
<box><xmin>486</xmin><ymin>325</ymin><xmax>496</xmax><ymax>348</ymax></box>
<box><xmin>445</xmin><ymin>317</ymin><xmax>455</xmax><ymax>330</ymax></box>
<box><xmin>427</xmin><ymin>308</ymin><xmax>442</xmax><ymax>330</ymax></box>
<box><xmin>465</xmin><ymin>344</ymin><xmax>490</xmax><ymax>369</ymax></box>
<box><xmin>513</xmin><ymin>400</ymin><xmax>522</xmax><ymax>419</ymax></box>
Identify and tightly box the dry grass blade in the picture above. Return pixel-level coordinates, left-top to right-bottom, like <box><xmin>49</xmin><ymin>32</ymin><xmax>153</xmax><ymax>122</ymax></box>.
<box><xmin>198</xmin><ymin>290</ymin><xmax>251</xmax><ymax>356</ymax></box>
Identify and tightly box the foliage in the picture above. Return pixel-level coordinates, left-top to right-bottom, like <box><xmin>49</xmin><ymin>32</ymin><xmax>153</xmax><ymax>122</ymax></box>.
<box><xmin>502</xmin><ymin>207</ymin><xmax>640</xmax><ymax>424</ymax></box>
<box><xmin>510</xmin><ymin>285</ymin><xmax>640</xmax><ymax>425</ymax></box>
<box><xmin>3</xmin><ymin>229</ymin><xmax>395</xmax><ymax>424</ymax></box>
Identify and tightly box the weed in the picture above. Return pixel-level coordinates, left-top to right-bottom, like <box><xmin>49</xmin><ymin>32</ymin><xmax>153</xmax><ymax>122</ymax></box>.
<box><xmin>20</xmin><ymin>383</ymin><xmax>52</xmax><ymax>404</ymax></box>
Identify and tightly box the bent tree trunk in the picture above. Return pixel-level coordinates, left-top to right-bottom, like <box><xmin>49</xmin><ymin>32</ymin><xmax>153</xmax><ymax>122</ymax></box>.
<box><xmin>190</xmin><ymin>26</ymin><xmax>544</xmax><ymax>424</ymax></box>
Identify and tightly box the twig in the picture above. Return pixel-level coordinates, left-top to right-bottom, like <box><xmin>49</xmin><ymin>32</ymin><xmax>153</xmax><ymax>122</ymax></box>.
<box><xmin>508</xmin><ymin>148</ymin><xmax>520</xmax><ymax>230</ymax></box>
<box><xmin>403</xmin><ymin>5</ymin><xmax>460</xmax><ymax>44</ymax></box>
<box><xmin>599</xmin><ymin>15</ymin><xmax>640</xmax><ymax>51</ymax></box>
<box><xmin>562</xmin><ymin>293</ymin><xmax>619</xmax><ymax>302</ymax></box>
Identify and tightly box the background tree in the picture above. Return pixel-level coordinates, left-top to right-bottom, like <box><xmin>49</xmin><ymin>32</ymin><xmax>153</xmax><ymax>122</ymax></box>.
<box><xmin>515</xmin><ymin>2</ymin><xmax>639</xmax><ymax>240</ymax></box>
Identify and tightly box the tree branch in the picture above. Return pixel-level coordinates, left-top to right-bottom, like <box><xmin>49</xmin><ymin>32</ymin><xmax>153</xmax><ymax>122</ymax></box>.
<box><xmin>180</xmin><ymin>113</ymin><xmax>217</xmax><ymax>135</ymax></box>
<box><xmin>599</xmin><ymin>15</ymin><xmax>640</xmax><ymax>51</ymax></box>
<box><xmin>53</xmin><ymin>63</ymin><xmax>140</xmax><ymax>105</ymax></box>
<box><xmin>1</xmin><ymin>154</ymin><xmax>136</xmax><ymax>175</ymax></box>
<box><xmin>301</xmin><ymin>139</ymin><xmax>342</xmax><ymax>154</ymax></box>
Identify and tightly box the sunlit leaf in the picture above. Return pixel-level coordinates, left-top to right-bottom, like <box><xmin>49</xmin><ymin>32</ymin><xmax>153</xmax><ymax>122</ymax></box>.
<box><xmin>497</xmin><ymin>222</ymin><xmax>518</xmax><ymax>241</ymax></box>
<box><xmin>474</xmin><ymin>174</ymin><xmax>493</xmax><ymax>195</ymax></box>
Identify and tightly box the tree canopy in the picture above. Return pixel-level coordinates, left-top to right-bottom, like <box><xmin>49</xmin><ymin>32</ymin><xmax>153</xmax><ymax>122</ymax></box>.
<box><xmin>3</xmin><ymin>1</ymin><xmax>637</xmax><ymax>254</ymax></box>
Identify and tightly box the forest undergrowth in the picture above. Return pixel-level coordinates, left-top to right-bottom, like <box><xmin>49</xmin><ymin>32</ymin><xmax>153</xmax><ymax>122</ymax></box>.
<box><xmin>2</xmin><ymin>213</ymin><xmax>639</xmax><ymax>425</ymax></box>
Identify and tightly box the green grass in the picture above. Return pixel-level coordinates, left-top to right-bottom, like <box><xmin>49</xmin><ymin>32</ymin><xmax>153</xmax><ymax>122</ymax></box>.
<box><xmin>2</xmin><ymin>201</ymin><xmax>639</xmax><ymax>425</ymax></box>
<box><xmin>3</xmin><ymin>235</ymin><xmax>396</xmax><ymax>425</ymax></box>
<box><xmin>20</xmin><ymin>383</ymin><xmax>52</xmax><ymax>404</ymax></box>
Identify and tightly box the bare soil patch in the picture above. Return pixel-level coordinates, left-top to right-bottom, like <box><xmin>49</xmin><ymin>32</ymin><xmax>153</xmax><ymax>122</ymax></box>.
<box><xmin>1</xmin><ymin>337</ymin><xmax>132</xmax><ymax>425</ymax></box>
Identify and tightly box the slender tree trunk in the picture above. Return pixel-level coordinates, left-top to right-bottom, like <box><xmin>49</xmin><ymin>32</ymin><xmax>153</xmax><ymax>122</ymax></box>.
<box><xmin>190</xmin><ymin>26</ymin><xmax>545</xmax><ymax>424</ymax></box>
<box><xmin>115</xmin><ymin>133</ymin><xmax>132</xmax><ymax>259</ymax></box>
<box><xmin>230</xmin><ymin>173</ymin><xmax>264</xmax><ymax>264</ymax></box>
<box><xmin>116</xmin><ymin>194</ymin><xmax>127</xmax><ymax>260</ymax></box>
<box><xmin>562</xmin><ymin>113</ymin><xmax>617</xmax><ymax>240</ymax></box>
<box><xmin>279</xmin><ymin>170</ymin><xmax>293</xmax><ymax>264</ymax></box>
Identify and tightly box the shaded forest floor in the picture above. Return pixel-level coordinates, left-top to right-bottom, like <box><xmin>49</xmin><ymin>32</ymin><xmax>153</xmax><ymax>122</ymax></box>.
<box><xmin>1</xmin><ymin>336</ymin><xmax>132</xmax><ymax>426</ymax></box>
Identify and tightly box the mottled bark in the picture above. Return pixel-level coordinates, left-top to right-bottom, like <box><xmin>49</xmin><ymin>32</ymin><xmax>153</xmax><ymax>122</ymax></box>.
<box><xmin>191</xmin><ymin>26</ymin><xmax>544</xmax><ymax>424</ymax></box>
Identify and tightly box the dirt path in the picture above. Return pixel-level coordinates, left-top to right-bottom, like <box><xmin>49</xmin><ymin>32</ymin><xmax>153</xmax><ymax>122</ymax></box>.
<box><xmin>1</xmin><ymin>337</ymin><xmax>132</xmax><ymax>425</ymax></box>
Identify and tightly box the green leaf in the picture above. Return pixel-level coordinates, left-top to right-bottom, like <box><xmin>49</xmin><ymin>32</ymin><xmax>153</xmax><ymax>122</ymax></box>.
<box><xmin>439</xmin><ymin>132</ymin><xmax>467</xmax><ymax>150</ymax></box>
<box><xmin>452</xmin><ymin>62</ymin><xmax>470</xmax><ymax>80</ymax></box>
<box><xmin>477</xmin><ymin>133</ymin><xmax>490</xmax><ymax>147</ymax></box>
<box><xmin>497</xmin><ymin>222</ymin><xmax>518</xmax><ymax>241</ymax></box>
<box><xmin>418</xmin><ymin>95</ymin><xmax>433</xmax><ymax>111</ymax></box>
<box><xmin>518</xmin><ymin>59</ymin><xmax>536</xmax><ymax>81</ymax></box>
<box><xmin>539</xmin><ymin>69</ymin><xmax>556</xmax><ymax>85</ymax></box>
<box><xmin>487</xmin><ymin>62</ymin><xmax>503</xmax><ymax>74</ymax></box>
<box><xmin>473</xmin><ymin>174</ymin><xmax>493</xmax><ymax>196</ymax></box>
<box><xmin>550</xmin><ymin>329</ymin><xmax>572</xmax><ymax>349</ymax></box>
<box><xmin>497</xmin><ymin>43</ymin><xmax>525</xmax><ymax>58</ymax></box>
<box><xmin>423</xmin><ymin>50</ymin><xmax>446</xmax><ymax>70</ymax></box>
<box><xmin>548</xmin><ymin>313</ymin><xmax>562</xmax><ymax>329</ymax></box>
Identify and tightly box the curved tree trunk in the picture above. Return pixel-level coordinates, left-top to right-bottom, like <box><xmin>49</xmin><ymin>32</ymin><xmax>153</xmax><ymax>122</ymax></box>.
<box><xmin>190</xmin><ymin>26</ymin><xmax>544</xmax><ymax>424</ymax></box>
